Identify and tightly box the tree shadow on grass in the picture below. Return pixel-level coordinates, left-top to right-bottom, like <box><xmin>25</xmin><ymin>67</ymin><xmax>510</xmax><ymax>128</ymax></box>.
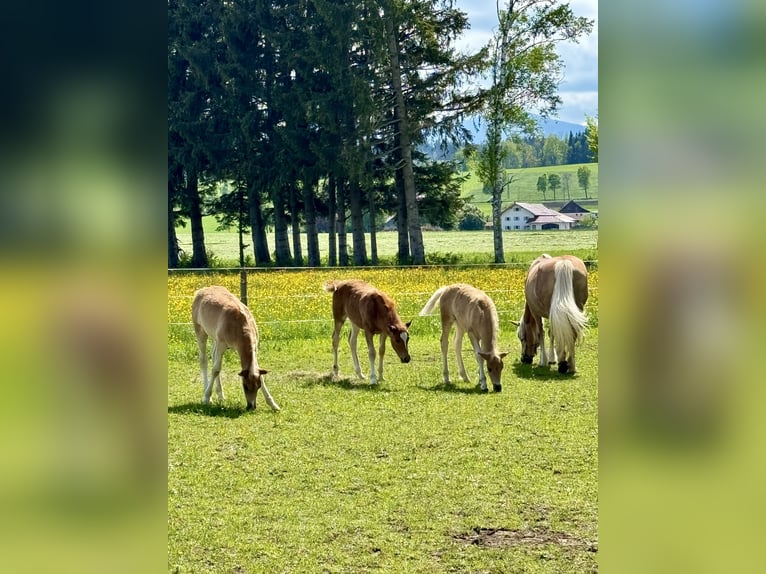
<box><xmin>167</xmin><ymin>402</ymin><xmax>249</xmax><ymax>419</ymax></box>
<box><xmin>512</xmin><ymin>361</ymin><xmax>576</xmax><ymax>382</ymax></box>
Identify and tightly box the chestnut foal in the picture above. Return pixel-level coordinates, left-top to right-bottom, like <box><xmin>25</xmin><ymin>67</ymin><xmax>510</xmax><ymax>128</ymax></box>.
<box><xmin>324</xmin><ymin>279</ymin><xmax>411</xmax><ymax>385</ymax></box>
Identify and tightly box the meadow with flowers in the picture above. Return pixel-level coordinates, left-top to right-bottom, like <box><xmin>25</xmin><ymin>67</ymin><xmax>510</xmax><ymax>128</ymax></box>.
<box><xmin>168</xmin><ymin>264</ymin><xmax>598</xmax><ymax>573</ymax></box>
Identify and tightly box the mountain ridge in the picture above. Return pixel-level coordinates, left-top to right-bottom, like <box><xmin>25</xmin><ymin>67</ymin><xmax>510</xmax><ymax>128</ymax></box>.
<box><xmin>463</xmin><ymin>114</ymin><xmax>586</xmax><ymax>142</ymax></box>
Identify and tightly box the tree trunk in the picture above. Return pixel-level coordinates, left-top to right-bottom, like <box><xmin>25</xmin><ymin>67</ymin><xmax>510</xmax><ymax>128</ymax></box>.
<box><xmin>272</xmin><ymin>184</ymin><xmax>292</xmax><ymax>266</ymax></box>
<box><xmin>337</xmin><ymin>178</ymin><xmax>349</xmax><ymax>266</ymax></box>
<box><xmin>384</xmin><ymin>14</ymin><xmax>425</xmax><ymax>265</ymax></box>
<box><xmin>168</xmin><ymin>184</ymin><xmax>179</xmax><ymax>268</ymax></box>
<box><xmin>368</xmin><ymin>185</ymin><xmax>378</xmax><ymax>265</ymax></box>
<box><xmin>393</xmin><ymin>140</ymin><xmax>409</xmax><ymax>264</ymax></box>
<box><xmin>247</xmin><ymin>177</ymin><xmax>271</xmax><ymax>266</ymax></box>
<box><xmin>185</xmin><ymin>167</ymin><xmax>208</xmax><ymax>268</ymax></box>
<box><xmin>290</xmin><ymin>184</ymin><xmax>303</xmax><ymax>266</ymax></box>
<box><xmin>485</xmin><ymin>121</ymin><xmax>505</xmax><ymax>264</ymax></box>
<box><xmin>349</xmin><ymin>177</ymin><xmax>367</xmax><ymax>266</ymax></box>
<box><xmin>303</xmin><ymin>173</ymin><xmax>321</xmax><ymax>267</ymax></box>
<box><xmin>327</xmin><ymin>173</ymin><xmax>337</xmax><ymax>266</ymax></box>
<box><xmin>491</xmin><ymin>183</ymin><xmax>504</xmax><ymax>264</ymax></box>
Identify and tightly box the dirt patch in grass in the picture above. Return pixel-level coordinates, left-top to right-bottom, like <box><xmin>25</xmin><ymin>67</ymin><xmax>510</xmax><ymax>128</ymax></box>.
<box><xmin>454</xmin><ymin>527</ymin><xmax>597</xmax><ymax>552</ymax></box>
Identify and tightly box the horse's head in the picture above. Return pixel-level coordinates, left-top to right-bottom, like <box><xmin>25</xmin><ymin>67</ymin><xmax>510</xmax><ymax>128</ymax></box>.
<box><xmin>478</xmin><ymin>351</ymin><xmax>509</xmax><ymax>391</ymax></box>
<box><xmin>514</xmin><ymin>316</ymin><xmax>539</xmax><ymax>364</ymax></box>
<box><xmin>239</xmin><ymin>367</ymin><xmax>269</xmax><ymax>410</ymax></box>
<box><xmin>388</xmin><ymin>321</ymin><xmax>412</xmax><ymax>364</ymax></box>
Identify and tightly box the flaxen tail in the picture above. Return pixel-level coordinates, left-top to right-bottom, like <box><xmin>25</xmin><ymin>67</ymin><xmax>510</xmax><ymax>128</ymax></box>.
<box><xmin>323</xmin><ymin>280</ymin><xmax>339</xmax><ymax>293</ymax></box>
<box><xmin>549</xmin><ymin>260</ymin><xmax>588</xmax><ymax>353</ymax></box>
<box><xmin>419</xmin><ymin>286</ymin><xmax>448</xmax><ymax>316</ymax></box>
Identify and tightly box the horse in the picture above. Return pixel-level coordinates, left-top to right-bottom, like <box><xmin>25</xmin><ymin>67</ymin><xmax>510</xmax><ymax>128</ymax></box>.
<box><xmin>191</xmin><ymin>286</ymin><xmax>280</xmax><ymax>411</ymax></box>
<box><xmin>324</xmin><ymin>279</ymin><xmax>411</xmax><ymax>385</ymax></box>
<box><xmin>419</xmin><ymin>283</ymin><xmax>508</xmax><ymax>392</ymax></box>
<box><xmin>514</xmin><ymin>254</ymin><xmax>589</xmax><ymax>374</ymax></box>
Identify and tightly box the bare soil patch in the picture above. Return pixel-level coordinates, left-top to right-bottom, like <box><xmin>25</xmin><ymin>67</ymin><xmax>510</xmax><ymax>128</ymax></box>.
<box><xmin>454</xmin><ymin>527</ymin><xmax>597</xmax><ymax>552</ymax></box>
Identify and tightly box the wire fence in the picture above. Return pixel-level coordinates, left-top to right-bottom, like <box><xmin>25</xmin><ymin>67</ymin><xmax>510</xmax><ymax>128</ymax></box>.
<box><xmin>168</xmin><ymin>264</ymin><xmax>599</xmax><ymax>340</ymax></box>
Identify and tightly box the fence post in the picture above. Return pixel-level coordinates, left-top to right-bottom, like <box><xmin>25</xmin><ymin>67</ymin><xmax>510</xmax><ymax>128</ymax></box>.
<box><xmin>239</xmin><ymin>268</ymin><xmax>248</xmax><ymax>306</ymax></box>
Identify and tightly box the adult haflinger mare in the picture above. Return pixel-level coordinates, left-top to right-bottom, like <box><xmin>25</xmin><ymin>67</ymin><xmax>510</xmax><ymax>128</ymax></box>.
<box><xmin>191</xmin><ymin>286</ymin><xmax>280</xmax><ymax>411</ymax></box>
<box><xmin>324</xmin><ymin>279</ymin><xmax>412</xmax><ymax>385</ymax></box>
<box><xmin>419</xmin><ymin>283</ymin><xmax>509</xmax><ymax>392</ymax></box>
<box><xmin>514</xmin><ymin>254</ymin><xmax>589</xmax><ymax>374</ymax></box>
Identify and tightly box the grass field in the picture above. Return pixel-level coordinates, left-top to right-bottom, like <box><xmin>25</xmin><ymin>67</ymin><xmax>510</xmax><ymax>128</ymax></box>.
<box><xmin>168</xmin><ymin>266</ymin><xmax>598</xmax><ymax>572</ymax></box>
<box><xmin>461</xmin><ymin>163</ymin><xmax>599</xmax><ymax>216</ymax></box>
<box><xmin>176</xmin><ymin>226</ymin><xmax>599</xmax><ymax>268</ymax></box>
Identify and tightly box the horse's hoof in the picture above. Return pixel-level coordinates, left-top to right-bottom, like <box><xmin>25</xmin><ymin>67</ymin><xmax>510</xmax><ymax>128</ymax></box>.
<box><xmin>480</xmin><ymin>387</ymin><xmax>489</xmax><ymax>393</ymax></box>
<box><xmin>493</xmin><ymin>384</ymin><xmax>502</xmax><ymax>393</ymax></box>
<box><xmin>558</xmin><ymin>361</ymin><xmax>568</xmax><ymax>374</ymax></box>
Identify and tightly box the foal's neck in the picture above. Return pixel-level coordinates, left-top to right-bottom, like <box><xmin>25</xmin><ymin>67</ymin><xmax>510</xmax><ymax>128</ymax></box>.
<box><xmin>479</xmin><ymin>303</ymin><xmax>499</xmax><ymax>351</ymax></box>
<box><xmin>235</xmin><ymin>333</ymin><xmax>258</xmax><ymax>373</ymax></box>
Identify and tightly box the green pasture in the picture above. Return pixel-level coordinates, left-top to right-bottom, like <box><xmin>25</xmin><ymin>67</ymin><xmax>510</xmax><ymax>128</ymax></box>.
<box><xmin>461</xmin><ymin>163</ymin><xmax>599</xmax><ymax>217</ymax></box>
<box><xmin>168</xmin><ymin>266</ymin><xmax>598</xmax><ymax>572</ymax></box>
<box><xmin>176</xmin><ymin>226</ymin><xmax>599</xmax><ymax>268</ymax></box>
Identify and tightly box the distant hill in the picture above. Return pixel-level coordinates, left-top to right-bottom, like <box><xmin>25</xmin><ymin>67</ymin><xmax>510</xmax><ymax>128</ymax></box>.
<box><xmin>462</xmin><ymin>114</ymin><xmax>586</xmax><ymax>142</ymax></box>
<box><xmin>420</xmin><ymin>114</ymin><xmax>587</xmax><ymax>160</ymax></box>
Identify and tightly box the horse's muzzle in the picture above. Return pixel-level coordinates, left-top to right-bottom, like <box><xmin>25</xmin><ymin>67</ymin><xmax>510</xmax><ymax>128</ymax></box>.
<box><xmin>521</xmin><ymin>355</ymin><xmax>533</xmax><ymax>364</ymax></box>
<box><xmin>246</xmin><ymin>402</ymin><xmax>256</xmax><ymax>410</ymax></box>
<box><xmin>401</xmin><ymin>356</ymin><xmax>411</xmax><ymax>364</ymax></box>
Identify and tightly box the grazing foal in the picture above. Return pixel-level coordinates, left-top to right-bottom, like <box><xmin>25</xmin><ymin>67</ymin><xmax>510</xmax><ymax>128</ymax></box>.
<box><xmin>191</xmin><ymin>286</ymin><xmax>280</xmax><ymax>411</ymax></box>
<box><xmin>324</xmin><ymin>279</ymin><xmax>411</xmax><ymax>385</ymax></box>
<box><xmin>419</xmin><ymin>283</ymin><xmax>508</xmax><ymax>392</ymax></box>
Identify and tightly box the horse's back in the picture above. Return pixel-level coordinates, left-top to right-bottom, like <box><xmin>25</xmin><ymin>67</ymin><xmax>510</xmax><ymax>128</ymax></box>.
<box><xmin>192</xmin><ymin>286</ymin><xmax>255</xmax><ymax>343</ymax></box>
<box><xmin>440</xmin><ymin>283</ymin><xmax>497</xmax><ymax>329</ymax></box>
<box><xmin>328</xmin><ymin>279</ymin><xmax>396</xmax><ymax>332</ymax></box>
<box><xmin>525</xmin><ymin>255</ymin><xmax>588</xmax><ymax>315</ymax></box>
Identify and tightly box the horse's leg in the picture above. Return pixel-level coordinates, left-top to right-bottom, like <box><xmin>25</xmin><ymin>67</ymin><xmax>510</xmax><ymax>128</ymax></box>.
<box><xmin>331</xmin><ymin>319</ymin><xmax>343</xmax><ymax>378</ymax></box>
<box><xmin>539</xmin><ymin>320</ymin><xmax>552</xmax><ymax>366</ymax></box>
<box><xmin>212</xmin><ymin>341</ymin><xmax>225</xmax><ymax>400</ymax></box>
<box><xmin>348</xmin><ymin>324</ymin><xmax>365</xmax><ymax>379</ymax></box>
<box><xmin>440</xmin><ymin>319</ymin><xmax>453</xmax><ymax>384</ymax></box>
<box><xmin>454</xmin><ymin>325</ymin><xmax>470</xmax><ymax>383</ymax></box>
<box><xmin>259</xmin><ymin>381</ymin><xmax>280</xmax><ymax>411</ymax></box>
<box><xmin>555</xmin><ymin>334</ymin><xmax>570</xmax><ymax>374</ymax></box>
<box><xmin>209</xmin><ymin>341</ymin><xmax>226</xmax><ymax>402</ymax></box>
<box><xmin>567</xmin><ymin>348</ymin><xmax>576</xmax><ymax>374</ymax></box>
<box><xmin>467</xmin><ymin>333</ymin><xmax>488</xmax><ymax>392</ymax></box>
<box><xmin>364</xmin><ymin>330</ymin><xmax>378</xmax><ymax>385</ymax></box>
<box><xmin>377</xmin><ymin>333</ymin><xmax>386</xmax><ymax>382</ymax></box>
<box><xmin>194</xmin><ymin>325</ymin><xmax>210</xmax><ymax>403</ymax></box>
<box><xmin>546</xmin><ymin>320</ymin><xmax>557</xmax><ymax>364</ymax></box>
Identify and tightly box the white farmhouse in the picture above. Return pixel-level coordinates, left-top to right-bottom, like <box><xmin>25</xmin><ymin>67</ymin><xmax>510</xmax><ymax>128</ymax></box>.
<box><xmin>500</xmin><ymin>202</ymin><xmax>576</xmax><ymax>231</ymax></box>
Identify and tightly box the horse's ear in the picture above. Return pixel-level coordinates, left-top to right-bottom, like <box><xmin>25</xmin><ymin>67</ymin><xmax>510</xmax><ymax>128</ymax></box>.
<box><xmin>238</xmin><ymin>369</ymin><xmax>249</xmax><ymax>377</ymax></box>
<box><xmin>510</xmin><ymin>320</ymin><xmax>520</xmax><ymax>327</ymax></box>
<box><xmin>258</xmin><ymin>368</ymin><xmax>269</xmax><ymax>376</ymax></box>
<box><xmin>478</xmin><ymin>351</ymin><xmax>490</xmax><ymax>361</ymax></box>
<box><xmin>405</xmin><ymin>320</ymin><xmax>412</xmax><ymax>329</ymax></box>
<box><xmin>499</xmin><ymin>352</ymin><xmax>509</xmax><ymax>359</ymax></box>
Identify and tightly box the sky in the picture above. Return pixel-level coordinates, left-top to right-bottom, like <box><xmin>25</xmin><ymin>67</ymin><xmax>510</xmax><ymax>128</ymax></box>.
<box><xmin>453</xmin><ymin>0</ymin><xmax>598</xmax><ymax>126</ymax></box>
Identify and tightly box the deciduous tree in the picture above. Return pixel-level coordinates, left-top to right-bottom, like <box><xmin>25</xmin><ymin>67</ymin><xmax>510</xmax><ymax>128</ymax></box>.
<box><xmin>475</xmin><ymin>0</ymin><xmax>593</xmax><ymax>262</ymax></box>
